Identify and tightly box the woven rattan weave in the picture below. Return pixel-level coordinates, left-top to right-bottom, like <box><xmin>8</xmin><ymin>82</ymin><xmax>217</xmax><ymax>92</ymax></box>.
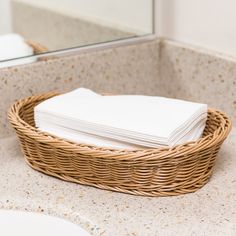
<box><xmin>26</xmin><ymin>40</ymin><xmax>48</xmax><ymax>54</ymax></box>
<box><xmin>8</xmin><ymin>92</ymin><xmax>232</xmax><ymax>197</ymax></box>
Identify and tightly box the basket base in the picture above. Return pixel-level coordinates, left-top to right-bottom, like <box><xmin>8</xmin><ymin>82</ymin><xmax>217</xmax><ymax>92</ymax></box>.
<box><xmin>25</xmin><ymin>158</ymin><xmax>212</xmax><ymax>197</ymax></box>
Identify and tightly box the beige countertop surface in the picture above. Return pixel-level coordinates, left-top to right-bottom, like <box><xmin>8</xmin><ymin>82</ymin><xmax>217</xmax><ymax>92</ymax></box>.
<box><xmin>0</xmin><ymin>127</ymin><xmax>235</xmax><ymax>236</ymax></box>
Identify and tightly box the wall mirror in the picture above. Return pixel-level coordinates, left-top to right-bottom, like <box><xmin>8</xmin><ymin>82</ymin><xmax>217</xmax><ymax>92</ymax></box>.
<box><xmin>0</xmin><ymin>0</ymin><xmax>154</xmax><ymax>68</ymax></box>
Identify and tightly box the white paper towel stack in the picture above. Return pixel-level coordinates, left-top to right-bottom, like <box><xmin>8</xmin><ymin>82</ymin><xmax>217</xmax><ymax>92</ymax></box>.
<box><xmin>34</xmin><ymin>88</ymin><xmax>208</xmax><ymax>149</ymax></box>
<box><xmin>0</xmin><ymin>33</ymin><xmax>35</xmax><ymax>68</ymax></box>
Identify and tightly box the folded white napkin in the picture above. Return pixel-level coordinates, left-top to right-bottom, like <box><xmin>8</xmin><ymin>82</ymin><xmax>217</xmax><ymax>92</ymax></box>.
<box><xmin>0</xmin><ymin>33</ymin><xmax>36</xmax><ymax>68</ymax></box>
<box><xmin>35</xmin><ymin>88</ymin><xmax>208</xmax><ymax>149</ymax></box>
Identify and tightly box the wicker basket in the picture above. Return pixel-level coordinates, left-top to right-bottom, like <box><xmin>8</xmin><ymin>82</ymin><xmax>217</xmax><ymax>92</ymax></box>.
<box><xmin>26</xmin><ymin>40</ymin><xmax>48</xmax><ymax>54</ymax></box>
<box><xmin>8</xmin><ymin>92</ymin><xmax>232</xmax><ymax>197</ymax></box>
<box><xmin>25</xmin><ymin>40</ymin><xmax>54</xmax><ymax>62</ymax></box>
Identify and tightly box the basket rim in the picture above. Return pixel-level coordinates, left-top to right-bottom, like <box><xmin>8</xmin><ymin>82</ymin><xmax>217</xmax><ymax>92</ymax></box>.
<box><xmin>8</xmin><ymin>92</ymin><xmax>232</xmax><ymax>159</ymax></box>
<box><xmin>25</xmin><ymin>40</ymin><xmax>48</xmax><ymax>54</ymax></box>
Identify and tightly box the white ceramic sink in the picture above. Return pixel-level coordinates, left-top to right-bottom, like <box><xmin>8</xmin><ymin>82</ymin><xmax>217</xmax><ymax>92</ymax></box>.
<box><xmin>0</xmin><ymin>210</ymin><xmax>91</xmax><ymax>236</ymax></box>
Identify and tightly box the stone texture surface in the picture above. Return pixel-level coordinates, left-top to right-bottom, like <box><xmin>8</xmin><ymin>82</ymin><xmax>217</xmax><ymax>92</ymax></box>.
<box><xmin>0</xmin><ymin>128</ymin><xmax>235</xmax><ymax>236</ymax></box>
<box><xmin>1</xmin><ymin>38</ymin><xmax>236</xmax><ymax>235</ymax></box>
<box><xmin>0</xmin><ymin>39</ymin><xmax>160</xmax><ymax>138</ymax></box>
<box><xmin>160</xmin><ymin>40</ymin><xmax>236</xmax><ymax>123</ymax></box>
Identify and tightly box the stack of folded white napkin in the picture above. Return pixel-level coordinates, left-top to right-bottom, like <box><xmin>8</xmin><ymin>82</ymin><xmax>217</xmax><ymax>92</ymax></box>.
<box><xmin>34</xmin><ymin>88</ymin><xmax>208</xmax><ymax>149</ymax></box>
<box><xmin>0</xmin><ymin>33</ymin><xmax>35</xmax><ymax>68</ymax></box>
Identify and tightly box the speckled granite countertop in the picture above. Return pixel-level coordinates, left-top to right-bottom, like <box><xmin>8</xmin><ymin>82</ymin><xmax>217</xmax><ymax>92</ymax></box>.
<box><xmin>0</xmin><ymin>128</ymin><xmax>235</xmax><ymax>236</ymax></box>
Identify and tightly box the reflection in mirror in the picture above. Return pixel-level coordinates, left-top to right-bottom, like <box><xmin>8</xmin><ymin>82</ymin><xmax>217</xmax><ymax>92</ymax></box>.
<box><xmin>0</xmin><ymin>0</ymin><xmax>154</xmax><ymax>67</ymax></box>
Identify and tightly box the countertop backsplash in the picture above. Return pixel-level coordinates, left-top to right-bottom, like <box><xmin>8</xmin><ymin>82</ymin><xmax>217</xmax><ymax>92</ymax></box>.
<box><xmin>160</xmin><ymin>40</ymin><xmax>236</xmax><ymax>124</ymax></box>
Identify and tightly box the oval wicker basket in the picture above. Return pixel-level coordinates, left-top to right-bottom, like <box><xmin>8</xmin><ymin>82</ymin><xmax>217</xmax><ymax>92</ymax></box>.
<box><xmin>8</xmin><ymin>92</ymin><xmax>232</xmax><ymax>197</ymax></box>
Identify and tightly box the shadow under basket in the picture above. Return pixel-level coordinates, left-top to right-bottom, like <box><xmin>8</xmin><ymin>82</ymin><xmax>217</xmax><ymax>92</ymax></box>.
<box><xmin>8</xmin><ymin>92</ymin><xmax>232</xmax><ymax>197</ymax></box>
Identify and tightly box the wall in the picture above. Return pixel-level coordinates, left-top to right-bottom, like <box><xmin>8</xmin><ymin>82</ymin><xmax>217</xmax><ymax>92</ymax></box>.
<box><xmin>156</xmin><ymin>0</ymin><xmax>236</xmax><ymax>57</ymax></box>
<box><xmin>0</xmin><ymin>0</ymin><xmax>12</xmax><ymax>35</ymax></box>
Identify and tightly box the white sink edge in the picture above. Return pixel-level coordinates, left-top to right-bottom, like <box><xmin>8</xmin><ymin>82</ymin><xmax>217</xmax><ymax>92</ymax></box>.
<box><xmin>0</xmin><ymin>209</ymin><xmax>91</xmax><ymax>236</ymax></box>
